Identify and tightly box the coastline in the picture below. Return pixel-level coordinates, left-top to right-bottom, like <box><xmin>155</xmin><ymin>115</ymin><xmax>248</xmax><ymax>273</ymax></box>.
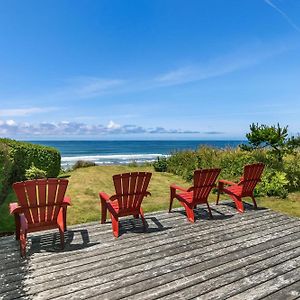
<box><xmin>29</xmin><ymin>140</ymin><xmax>245</xmax><ymax>168</ymax></box>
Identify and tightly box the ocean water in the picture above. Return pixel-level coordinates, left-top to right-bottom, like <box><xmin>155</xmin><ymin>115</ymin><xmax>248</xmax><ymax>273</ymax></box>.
<box><xmin>30</xmin><ymin>140</ymin><xmax>244</xmax><ymax>168</ymax></box>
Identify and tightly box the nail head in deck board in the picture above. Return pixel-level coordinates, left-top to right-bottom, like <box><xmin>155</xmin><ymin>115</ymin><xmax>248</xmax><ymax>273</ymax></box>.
<box><xmin>0</xmin><ymin>203</ymin><xmax>299</xmax><ymax>300</ymax></box>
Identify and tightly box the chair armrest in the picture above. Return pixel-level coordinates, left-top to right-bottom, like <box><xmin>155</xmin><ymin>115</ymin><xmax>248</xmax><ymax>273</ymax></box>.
<box><xmin>9</xmin><ymin>203</ymin><xmax>22</xmax><ymax>215</ymax></box>
<box><xmin>62</xmin><ymin>196</ymin><xmax>71</xmax><ymax>206</ymax></box>
<box><xmin>218</xmin><ymin>179</ymin><xmax>237</xmax><ymax>186</ymax></box>
<box><xmin>170</xmin><ymin>184</ymin><xmax>188</xmax><ymax>192</ymax></box>
<box><xmin>99</xmin><ymin>192</ymin><xmax>111</xmax><ymax>202</ymax></box>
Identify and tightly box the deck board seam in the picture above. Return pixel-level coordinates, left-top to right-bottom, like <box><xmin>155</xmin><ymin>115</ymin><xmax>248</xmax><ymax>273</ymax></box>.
<box><xmin>51</xmin><ymin>236</ymin><xmax>300</xmax><ymax>300</ymax></box>
<box><xmin>81</xmin><ymin>242</ymin><xmax>300</xmax><ymax>300</ymax></box>
<box><xmin>146</xmin><ymin>251</ymin><xmax>300</xmax><ymax>300</ymax></box>
<box><xmin>0</xmin><ymin>206</ymin><xmax>274</xmax><ymax>249</ymax></box>
<box><xmin>0</xmin><ymin>212</ymin><xmax>288</xmax><ymax>276</ymax></box>
<box><xmin>259</xmin><ymin>278</ymin><xmax>300</xmax><ymax>300</ymax></box>
<box><xmin>0</xmin><ymin>211</ymin><xmax>287</xmax><ymax>268</ymax></box>
<box><xmin>218</xmin><ymin>266</ymin><xmax>300</xmax><ymax>300</ymax></box>
<box><xmin>1</xmin><ymin>215</ymin><xmax>296</xmax><ymax>281</ymax></box>
<box><xmin>3</xmin><ymin>222</ymin><xmax>300</xmax><ymax>298</ymax></box>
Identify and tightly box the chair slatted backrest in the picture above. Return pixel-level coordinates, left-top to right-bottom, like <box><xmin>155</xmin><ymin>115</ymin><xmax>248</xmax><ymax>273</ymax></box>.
<box><xmin>13</xmin><ymin>179</ymin><xmax>68</xmax><ymax>225</ymax></box>
<box><xmin>193</xmin><ymin>168</ymin><xmax>221</xmax><ymax>202</ymax></box>
<box><xmin>113</xmin><ymin>172</ymin><xmax>152</xmax><ymax>211</ymax></box>
<box><xmin>239</xmin><ymin>163</ymin><xmax>265</xmax><ymax>195</ymax></box>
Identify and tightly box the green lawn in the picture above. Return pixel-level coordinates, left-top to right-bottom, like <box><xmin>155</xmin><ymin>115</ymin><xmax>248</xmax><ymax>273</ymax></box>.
<box><xmin>1</xmin><ymin>165</ymin><xmax>299</xmax><ymax>233</ymax></box>
<box><xmin>65</xmin><ymin>165</ymin><xmax>188</xmax><ymax>225</ymax></box>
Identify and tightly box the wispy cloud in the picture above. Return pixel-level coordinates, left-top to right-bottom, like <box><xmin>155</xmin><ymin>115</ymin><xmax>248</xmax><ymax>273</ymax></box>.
<box><xmin>0</xmin><ymin>107</ymin><xmax>57</xmax><ymax>117</ymax></box>
<box><xmin>154</xmin><ymin>45</ymin><xmax>287</xmax><ymax>86</ymax></box>
<box><xmin>0</xmin><ymin>119</ymin><xmax>202</xmax><ymax>136</ymax></box>
<box><xmin>264</xmin><ymin>0</ymin><xmax>300</xmax><ymax>33</ymax></box>
<box><xmin>0</xmin><ymin>41</ymin><xmax>292</xmax><ymax>106</ymax></box>
<box><xmin>58</xmin><ymin>77</ymin><xmax>126</xmax><ymax>99</ymax></box>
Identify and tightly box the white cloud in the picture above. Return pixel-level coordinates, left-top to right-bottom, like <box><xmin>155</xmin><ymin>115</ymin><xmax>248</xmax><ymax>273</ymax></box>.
<box><xmin>0</xmin><ymin>119</ymin><xmax>203</xmax><ymax>137</ymax></box>
<box><xmin>107</xmin><ymin>120</ymin><xmax>121</xmax><ymax>130</ymax></box>
<box><xmin>264</xmin><ymin>0</ymin><xmax>300</xmax><ymax>33</ymax></box>
<box><xmin>6</xmin><ymin>120</ymin><xmax>17</xmax><ymax>126</ymax></box>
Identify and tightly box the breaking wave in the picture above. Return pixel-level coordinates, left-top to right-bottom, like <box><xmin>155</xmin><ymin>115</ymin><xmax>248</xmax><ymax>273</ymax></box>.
<box><xmin>61</xmin><ymin>153</ymin><xmax>168</xmax><ymax>168</ymax></box>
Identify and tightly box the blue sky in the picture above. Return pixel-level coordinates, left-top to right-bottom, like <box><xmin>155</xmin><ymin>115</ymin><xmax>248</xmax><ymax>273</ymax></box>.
<box><xmin>0</xmin><ymin>0</ymin><xmax>300</xmax><ymax>140</ymax></box>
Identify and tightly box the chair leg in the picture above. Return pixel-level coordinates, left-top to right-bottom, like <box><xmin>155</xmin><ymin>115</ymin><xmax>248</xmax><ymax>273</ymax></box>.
<box><xmin>63</xmin><ymin>207</ymin><xmax>67</xmax><ymax>232</ymax></box>
<box><xmin>182</xmin><ymin>203</ymin><xmax>195</xmax><ymax>223</ymax></box>
<box><xmin>231</xmin><ymin>195</ymin><xmax>244</xmax><ymax>213</ymax></box>
<box><xmin>169</xmin><ymin>187</ymin><xmax>176</xmax><ymax>212</ymax></box>
<box><xmin>19</xmin><ymin>214</ymin><xmax>28</xmax><ymax>257</ymax></box>
<box><xmin>134</xmin><ymin>214</ymin><xmax>139</xmax><ymax>219</ymax></box>
<box><xmin>216</xmin><ymin>190</ymin><xmax>220</xmax><ymax>205</ymax></box>
<box><xmin>206</xmin><ymin>202</ymin><xmax>213</xmax><ymax>219</ymax></box>
<box><xmin>216</xmin><ymin>181</ymin><xmax>224</xmax><ymax>205</ymax></box>
<box><xmin>101</xmin><ymin>199</ymin><xmax>107</xmax><ymax>224</ymax></box>
<box><xmin>251</xmin><ymin>196</ymin><xmax>258</xmax><ymax>209</ymax></box>
<box><xmin>139</xmin><ymin>207</ymin><xmax>147</xmax><ymax>231</ymax></box>
<box><xmin>59</xmin><ymin>227</ymin><xmax>64</xmax><ymax>250</ymax></box>
<box><xmin>14</xmin><ymin>214</ymin><xmax>20</xmax><ymax>240</ymax></box>
<box><xmin>19</xmin><ymin>231</ymin><xmax>27</xmax><ymax>257</ymax></box>
<box><xmin>110</xmin><ymin>214</ymin><xmax>119</xmax><ymax>238</ymax></box>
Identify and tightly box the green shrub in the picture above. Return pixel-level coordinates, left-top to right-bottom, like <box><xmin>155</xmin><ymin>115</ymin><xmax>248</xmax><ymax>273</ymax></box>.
<box><xmin>257</xmin><ymin>170</ymin><xmax>289</xmax><ymax>198</ymax></box>
<box><xmin>128</xmin><ymin>160</ymin><xmax>138</xmax><ymax>167</ymax></box>
<box><xmin>153</xmin><ymin>156</ymin><xmax>168</xmax><ymax>172</ymax></box>
<box><xmin>73</xmin><ymin>160</ymin><xmax>96</xmax><ymax>170</ymax></box>
<box><xmin>162</xmin><ymin>145</ymin><xmax>299</xmax><ymax>198</ymax></box>
<box><xmin>282</xmin><ymin>153</ymin><xmax>300</xmax><ymax>191</ymax></box>
<box><xmin>0</xmin><ymin>139</ymin><xmax>61</xmax><ymax>204</ymax></box>
<box><xmin>25</xmin><ymin>163</ymin><xmax>47</xmax><ymax>180</ymax></box>
<box><xmin>0</xmin><ymin>143</ymin><xmax>13</xmax><ymax>204</ymax></box>
<box><xmin>167</xmin><ymin>150</ymin><xmax>198</xmax><ymax>181</ymax></box>
<box><xmin>0</xmin><ymin>138</ymin><xmax>60</xmax><ymax>180</ymax></box>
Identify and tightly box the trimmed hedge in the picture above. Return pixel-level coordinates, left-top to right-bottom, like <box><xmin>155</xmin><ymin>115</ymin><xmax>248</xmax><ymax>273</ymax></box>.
<box><xmin>0</xmin><ymin>139</ymin><xmax>61</xmax><ymax>204</ymax></box>
<box><xmin>0</xmin><ymin>143</ymin><xmax>13</xmax><ymax>204</ymax></box>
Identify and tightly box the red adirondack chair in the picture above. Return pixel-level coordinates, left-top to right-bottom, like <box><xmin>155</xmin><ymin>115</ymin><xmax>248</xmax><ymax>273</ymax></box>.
<box><xmin>10</xmin><ymin>179</ymin><xmax>71</xmax><ymax>256</ymax></box>
<box><xmin>216</xmin><ymin>163</ymin><xmax>265</xmax><ymax>213</ymax></box>
<box><xmin>169</xmin><ymin>168</ymin><xmax>221</xmax><ymax>222</ymax></box>
<box><xmin>99</xmin><ymin>172</ymin><xmax>152</xmax><ymax>237</ymax></box>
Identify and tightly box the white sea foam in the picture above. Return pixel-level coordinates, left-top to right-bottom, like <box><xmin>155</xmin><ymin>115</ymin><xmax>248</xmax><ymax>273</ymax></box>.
<box><xmin>61</xmin><ymin>153</ymin><xmax>169</xmax><ymax>167</ymax></box>
<box><xmin>62</xmin><ymin>153</ymin><xmax>166</xmax><ymax>162</ymax></box>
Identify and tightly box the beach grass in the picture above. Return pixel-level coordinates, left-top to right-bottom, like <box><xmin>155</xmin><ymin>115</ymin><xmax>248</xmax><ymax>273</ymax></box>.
<box><xmin>1</xmin><ymin>165</ymin><xmax>299</xmax><ymax>233</ymax></box>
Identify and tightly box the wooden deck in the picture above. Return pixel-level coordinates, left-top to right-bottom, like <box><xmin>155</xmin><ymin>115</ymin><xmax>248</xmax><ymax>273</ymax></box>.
<box><xmin>1</xmin><ymin>202</ymin><xmax>300</xmax><ymax>300</ymax></box>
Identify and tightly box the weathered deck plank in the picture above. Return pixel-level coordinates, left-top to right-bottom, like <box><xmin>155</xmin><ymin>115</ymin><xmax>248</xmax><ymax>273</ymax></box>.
<box><xmin>1</xmin><ymin>212</ymin><xmax>288</xmax><ymax>288</ymax></box>
<box><xmin>0</xmin><ymin>202</ymin><xmax>299</xmax><ymax>300</ymax></box>
<box><xmin>25</xmin><ymin>220</ymin><xmax>299</xmax><ymax>299</ymax></box>
<box><xmin>0</xmin><ymin>207</ymin><xmax>274</xmax><ymax>273</ymax></box>
<box><xmin>262</xmin><ymin>280</ymin><xmax>300</xmax><ymax>300</ymax></box>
